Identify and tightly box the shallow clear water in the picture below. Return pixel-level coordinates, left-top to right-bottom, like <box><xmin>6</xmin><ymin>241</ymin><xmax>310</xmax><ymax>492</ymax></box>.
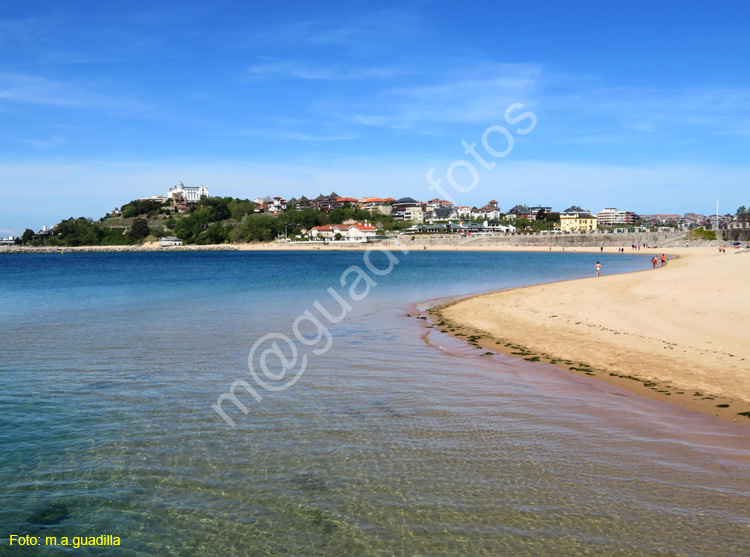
<box><xmin>1</xmin><ymin>251</ymin><xmax>748</xmax><ymax>555</ymax></box>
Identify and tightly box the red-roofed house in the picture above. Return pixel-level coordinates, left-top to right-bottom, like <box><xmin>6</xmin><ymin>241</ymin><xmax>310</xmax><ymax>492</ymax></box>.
<box><xmin>358</xmin><ymin>197</ymin><xmax>393</xmax><ymax>215</ymax></box>
<box><xmin>270</xmin><ymin>197</ymin><xmax>287</xmax><ymax>213</ymax></box>
<box><xmin>473</xmin><ymin>200</ymin><xmax>502</xmax><ymax>220</ymax></box>
<box><xmin>311</xmin><ymin>222</ymin><xmax>378</xmax><ymax>242</ymax></box>
<box><xmin>426</xmin><ymin>198</ymin><xmax>455</xmax><ymax>209</ymax></box>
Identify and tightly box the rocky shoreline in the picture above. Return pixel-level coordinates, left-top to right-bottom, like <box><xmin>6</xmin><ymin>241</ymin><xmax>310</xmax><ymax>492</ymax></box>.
<box><xmin>0</xmin><ymin>245</ymin><xmax>239</xmax><ymax>254</ymax></box>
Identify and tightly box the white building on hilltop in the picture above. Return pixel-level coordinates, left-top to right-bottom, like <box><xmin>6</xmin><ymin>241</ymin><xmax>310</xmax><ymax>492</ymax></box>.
<box><xmin>167</xmin><ymin>181</ymin><xmax>209</xmax><ymax>203</ymax></box>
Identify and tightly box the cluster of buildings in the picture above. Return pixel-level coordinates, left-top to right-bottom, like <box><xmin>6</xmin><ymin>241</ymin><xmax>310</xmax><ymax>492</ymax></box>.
<box><xmin>82</xmin><ymin>181</ymin><xmax>738</xmax><ymax>245</ymax></box>
<box><xmin>249</xmin><ymin>195</ymin><xmax>644</xmax><ymax>232</ymax></box>
<box><xmin>112</xmin><ymin>182</ymin><xmax>724</xmax><ymax>234</ymax></box>
<box><xmin>107</xmin><ymin>182</ymin><xmax>212</xmax><ymax>217</ymax></box>
<box><xmin>136</xmin><ymin>181</ymin><xmax>211</xmax><ymax>206</ymax></box>
<box><xmin>639</xmin><ymin>212</ymin><xmax>722</xmax><ymax>227</ymax></box>
<box><xmin>8</xmin><ymin>179</ymin><xmax>745</xmax><ymax>246</ymax></box>
<box><xmin>1</xmin><ymin>226</ymin><xmax>54</xmax><ymax>245</ymax></box>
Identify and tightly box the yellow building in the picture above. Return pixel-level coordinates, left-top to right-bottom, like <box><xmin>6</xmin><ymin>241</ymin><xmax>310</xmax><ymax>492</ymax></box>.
<box><xmin>559</xmin><ymin>212</ymin><xmax>598</xmax><ymax>232</ymax></box>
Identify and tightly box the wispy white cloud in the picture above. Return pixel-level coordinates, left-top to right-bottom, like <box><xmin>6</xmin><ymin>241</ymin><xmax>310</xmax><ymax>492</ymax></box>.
<box><xmin>273</xmin><ymin>132</ymin><xmax>359</xmax><ymax>141</ymax></box>
<box><xmin>541</xmin><ymin>83</ymin><xmax>750</xmax><ymax>139</ymax></box>
<box><xmin>245</xmin><ymin>60</ymin><xmax>410</xmax><ymax>81</ymax></box>
<box><xmin>17</xmin><ymin>135</ymin><xmax>67</xmax><ymax>150</ymax></box>
<box><xmin>237</xmin><ymin>54</ymin><xmax>750</xmax><ymax>147</ymax></box>
<box><xmin>331</xmin><ymin>62</ymin><xmax>542</xmax><ymax>129</ymax></box>
<box><xmin>0</xmin><ymin>16</ymin><xmax>55</xmax><ymax>49</ymax></box>
<box><xmin>0</xmin><ymin>72</ymin><xmax>150</xmax><ymax>113</ymax></box>
<box><xmin>19</xmin><ymin>56</ymin><xmax>139</xmax><ymax>67</ymax></box>
<box><xmin>218</xmin><ymin>122</ymin><xmax>359</xmax><ymax>142</ymax></box>
<box><xmin>246</xmin><ymin>9</ymin><xmax>425</xmax><ymax>53</ymax></box>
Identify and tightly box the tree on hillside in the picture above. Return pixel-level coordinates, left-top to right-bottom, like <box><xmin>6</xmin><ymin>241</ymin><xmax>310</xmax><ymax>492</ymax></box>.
<box><xmin>121</xmin><ymin>199</ymin><xmax>166</xmax><ymax>218</ymax></box>
<box><xmin>21</xmin><ymin>229</ymin><xmax>35</xmax><ymax>245</ymax></box>
<box><xmin>126</xmin><ymin>218</ymin><xmax>150</xmax><ymax>243</ymax></box>
<box><xmin>121</xmin><ymin>205</ymin><xmax>138</xmax><ymax>218</ymax></box>
<box><xmin>52</xmin><ymin>217</ymin><xmax>102</xmax><ymax>246</ymax></box>
<box><xmin>198</xmin><ymin>223</ymin><xmax>229</xmax><ymax>244</ymax></box>
<box><xmin>228</xmin><ymin>199</ymin><xmax>256</xmax><ymax>220</ymax></box>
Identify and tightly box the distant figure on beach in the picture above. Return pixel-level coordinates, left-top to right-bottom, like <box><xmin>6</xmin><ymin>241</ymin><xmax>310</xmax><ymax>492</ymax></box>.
<box><xmin>661</xmin><ymin>254</ymin><xmax>666</xmax><ymax>267</ymax></box>
<box><xmin>651</xmin><ymin>256</ymin><xmax>658</xmax><ymax>269</ymax></box>
<box><xmin>595</xmin><ymin>261</ymin><xmax>601</xmax><ymax>277</ymax></box>
<box><xmin>600</xmin><ymin>246</ymin><xmax>604</xmax><ymax>252</ymax></box>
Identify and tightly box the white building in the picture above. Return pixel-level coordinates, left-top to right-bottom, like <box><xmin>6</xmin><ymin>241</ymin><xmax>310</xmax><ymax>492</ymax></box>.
<box><xmin>160</xmin><ymin>237</ymin><xmax>183</xmax><ymax>247</ymax></box>
<box><xmin>141</xmin><ymin>195</ymin><xmax>169</xmax><ymax>203</ymax></box>
<box><xmin>472</xmin><ymin>208</ymin><xmax>503</xmax><ymax>220</ymax></box>
<box><xmin>596</xmin><ymin>208</ymin><xmax>639</xmax><ymax>226</ymax></box>
<box><xmin>269</xmin><ymin>197</ymin><xmax>287</xmax><ymax>213</ymax></box>
<box><xmin>426</xmin><ymin>198</ymin><xmax>454</xmax><ymax>209</ymax></box>
<box><xmin>166</xmin><ymin>181</ymin><xmax>209</xmax><ymax>203</ymax></box>
<box><xmin>404</xmin><ymin>206</ymin><xmax>426</xmax><ymax>223</ymax></box>
<box><xmin>483</xmin><ymin>221</ymin><xmax>516</xmax><ymax>233</ymax></box>
<box><xmin>310</xmin><ymin>222</ymin><xmax>378</xmax><ymax>242</ymax></box>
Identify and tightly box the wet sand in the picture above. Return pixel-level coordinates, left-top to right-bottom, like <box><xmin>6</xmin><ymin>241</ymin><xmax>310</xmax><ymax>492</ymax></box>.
<box><xmin>430</xmin><ymin>248</ymin><xmax>750</xmax><ymax>424</ymax></box>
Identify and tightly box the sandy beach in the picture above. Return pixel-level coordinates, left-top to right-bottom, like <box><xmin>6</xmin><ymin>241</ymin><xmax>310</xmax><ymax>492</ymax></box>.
<box><xmin>432</xmin><ymin>248</ymin><xmax>750</xmax><ymax>423</ymax></box>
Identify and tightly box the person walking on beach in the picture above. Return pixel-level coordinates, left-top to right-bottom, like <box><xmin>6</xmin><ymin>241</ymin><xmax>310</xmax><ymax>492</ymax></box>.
<box><xmin>595</xmin><ymin>261</ymin><xmax>601</xmax><ymax>277</ymax></box>
<box><xmin>651</xmin><ymin>256</ymin><xmax>658</xmax><ymax>269</ymax></box>
<box><xmin>661</xmin><ymin>254</ymin><xmax>666</xmax><ymax>267</ymax></box>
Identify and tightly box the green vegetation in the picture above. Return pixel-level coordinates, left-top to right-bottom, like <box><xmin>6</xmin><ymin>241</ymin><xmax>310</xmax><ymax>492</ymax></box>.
<box><xmin>99</xmin><ymin>227</ymin><xmax>128</xmax><ymax>246</ymax></box>
<box><xmin>16</xmin><ymin>195</ymin><xmax>415</xmax><ymax>247</ymax></box>
<box><xmin>120</xmin><ymin>199</ymin><xmax>167</xmax><ymax>219</ymax></box>
<box><xmin>502</xmin><ymin>213</ymin><xmax>559</xmax><ymax>233</ymax></box>
<box><xmin>687</xmin><ymin>227</ymin><xmax>716</xmax><ymax>241</ymax></box>
<box><xmin>18</xmin><ymin>216</ymin><xmax>155</xmax><ymax>247</ymax></box>
<box><xmin>125</xmin><ymin>218</ymin><xmax>150</xmax><ymax>243</ymax></box>
<box><xmin>737</xmin><ymin>206</ymin><xmax>749</xmax><ymax>225</ymax></box>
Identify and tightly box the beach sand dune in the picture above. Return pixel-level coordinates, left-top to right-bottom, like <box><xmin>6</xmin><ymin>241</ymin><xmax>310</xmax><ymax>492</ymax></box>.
<box><xmin>436</xmin><ymin>248</ymin><xmax>750</xmax><ymax>421</ymax></box>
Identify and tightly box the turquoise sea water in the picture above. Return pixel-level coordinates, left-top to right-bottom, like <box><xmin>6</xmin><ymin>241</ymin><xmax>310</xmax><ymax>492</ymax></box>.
<box><xmin>1</xmin><ymin>251</ymin><xmax>749</xmax><ymax>555</ymax></box>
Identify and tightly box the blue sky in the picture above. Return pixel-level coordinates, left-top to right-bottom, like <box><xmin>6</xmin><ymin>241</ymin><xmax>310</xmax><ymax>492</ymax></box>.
<box><xmin>2</xmin><ymin>0</ymin><xmax>749</xmax><ymax>234</ymax></box>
